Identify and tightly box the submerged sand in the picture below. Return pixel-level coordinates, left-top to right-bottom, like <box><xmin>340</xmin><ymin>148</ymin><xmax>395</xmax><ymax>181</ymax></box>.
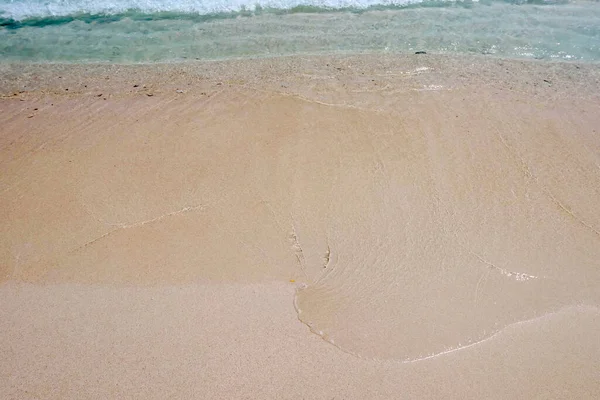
<box><xmin>1</xmin><ymin>55</ymin><xmax>599</xmax><ymax>398</ymax></box>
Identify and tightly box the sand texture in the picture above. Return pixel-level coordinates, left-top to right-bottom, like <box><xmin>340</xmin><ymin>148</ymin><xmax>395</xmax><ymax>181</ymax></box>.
<box><xmin>1</xmin><ymin>55</ymin><xmax>600</xmax><ymax>399</ymax></box>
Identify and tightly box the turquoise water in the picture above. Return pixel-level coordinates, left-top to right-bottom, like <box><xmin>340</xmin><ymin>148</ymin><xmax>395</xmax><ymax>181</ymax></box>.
<box><xmin>1</xmin><ymin>0</ymin><xmax>599</xmax><ymax>62</ymax></box>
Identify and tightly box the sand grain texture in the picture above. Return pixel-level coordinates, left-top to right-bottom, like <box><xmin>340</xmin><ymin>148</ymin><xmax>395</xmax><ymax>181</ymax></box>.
<box><xmin>1</xmin><ymin>55</ymin><xmax>599</xmax><ymax>398</ymax></box>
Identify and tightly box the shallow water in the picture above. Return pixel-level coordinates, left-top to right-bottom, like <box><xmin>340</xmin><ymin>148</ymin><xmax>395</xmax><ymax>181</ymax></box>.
<box><xmin>1</xmin><ymin>1</ymin><xmax>600</xmax><ymax>62</ymax></box>
<box><xmin>1</xmin><ymin>54</ymin><xmax>599</xmax><ymax>363</ymax></box>
<box><xmin>290</xmin><ymin>92</ymin><xmax>600</xmax><ymax>360</ymax></box>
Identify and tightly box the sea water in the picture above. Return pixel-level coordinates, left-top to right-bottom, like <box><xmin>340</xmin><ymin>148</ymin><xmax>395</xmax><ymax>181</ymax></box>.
<box><xmin>1</xmin><ymin>0</ymin><xmax>599</xmax><ymax>62</ymax></box>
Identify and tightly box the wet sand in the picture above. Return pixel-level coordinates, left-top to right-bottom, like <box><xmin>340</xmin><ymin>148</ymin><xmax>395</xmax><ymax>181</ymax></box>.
<box><xmin>1</xmin><ymin>54</ymin><xmax>599</xmax><ymax>398</ymax></box>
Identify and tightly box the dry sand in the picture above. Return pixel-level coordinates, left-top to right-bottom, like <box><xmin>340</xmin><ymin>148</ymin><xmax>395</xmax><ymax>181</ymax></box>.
<box><xmin>1</xmin><ymin>54</ymin><xmax>599</xmax><ymax>398</ymax></box>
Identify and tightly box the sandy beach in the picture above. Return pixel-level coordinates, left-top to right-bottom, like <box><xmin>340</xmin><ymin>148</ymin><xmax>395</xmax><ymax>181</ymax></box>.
<box><xmin>1</xmin><ymin>54</ymin><xmax>599</xmax><ymax>398</ymax></box>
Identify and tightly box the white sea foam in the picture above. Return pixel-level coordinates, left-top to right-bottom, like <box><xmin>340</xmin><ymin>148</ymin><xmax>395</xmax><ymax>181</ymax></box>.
<box><xmin>1</xmin><ymin>0</ymin><xmax>462</xmax><ymax>21</ymax></box>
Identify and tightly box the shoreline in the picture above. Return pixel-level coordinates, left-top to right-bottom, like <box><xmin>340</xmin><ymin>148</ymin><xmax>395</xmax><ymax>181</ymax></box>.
<box><xmin>2</xmin><ymin>53</ymin><xmax>599</xmax><ymax>95</ymax></box>
<box><xmin>4</xmin><ymin>50</ymin><xmax>600</xmax><ymax>65</ymax></box>
<box><xmin>2</xmin><ymin>279</ymin><xmax>599</xmax><ymax>399</ymax></box>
